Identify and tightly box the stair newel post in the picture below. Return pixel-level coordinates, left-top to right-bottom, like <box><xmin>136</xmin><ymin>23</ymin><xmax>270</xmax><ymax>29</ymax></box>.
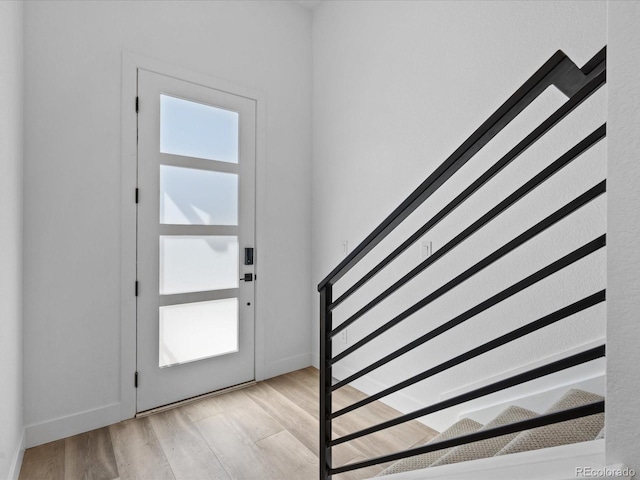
<box><xmin>320</xmin><ymin>284</ymin><xmax>333</xmax><ymax>480</ymax></box>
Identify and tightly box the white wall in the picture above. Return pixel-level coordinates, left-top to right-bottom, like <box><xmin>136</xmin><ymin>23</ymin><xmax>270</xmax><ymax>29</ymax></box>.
<box><xmin>606</xmin><ymin>0</ymin><xmax>640</xmax><ymax>472</ymax></box>
<box><xmin>23</xmin><ymin>0</ymin><xmax>312</xmax><ymax>445</ymax></box>
<box><xmin>312</xmin><ymin>0</ymin><xmax>607</xmax><ymax>430</ymax></box>
<box><xmin>0</xmin><ymin>1</ymin><xmax>24</xmax><ymax>477</ymax></box>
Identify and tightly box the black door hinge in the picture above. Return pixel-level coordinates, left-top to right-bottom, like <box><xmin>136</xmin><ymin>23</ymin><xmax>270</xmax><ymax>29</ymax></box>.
<box><xmin>135</xmin><ymin>281</ymin><xmax>139</xmax><ymax>296</ymax></box>
<box><xmin>135</xmin><ymin>97</ymin><xmax>139</xmax><ymax>113</ymax></box>
<box><xmin>135</xmin><ymin>188</ymin><xmax>139</xmax><ymax>203</ymax></box>
<box><xmin>135</xmin><ymin>372</ymin><xmax>139</xmax><ymax>388</ymax></box>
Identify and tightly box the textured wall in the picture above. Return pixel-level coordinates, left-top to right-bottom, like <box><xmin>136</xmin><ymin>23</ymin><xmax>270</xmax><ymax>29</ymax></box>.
<box><xmin>606</xmin><ymin>0</ymin><xmax>640</xmax><ymax>471</ymax></box>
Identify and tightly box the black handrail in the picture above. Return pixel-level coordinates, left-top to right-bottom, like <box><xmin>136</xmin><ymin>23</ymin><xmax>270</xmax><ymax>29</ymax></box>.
<box><xmin>329</xmin><ymin>79</ymin><xmax>605</xmax><ymax>315</ymax></box>
<box><xmin>318</xmin><ymin>48</ymin><xmax>605</xmax><ymax>292</ymax></box>
<box><xmin>319</xmin><ymin>47</ymin><xmax>606</xmax><ymax>480</ymax></box>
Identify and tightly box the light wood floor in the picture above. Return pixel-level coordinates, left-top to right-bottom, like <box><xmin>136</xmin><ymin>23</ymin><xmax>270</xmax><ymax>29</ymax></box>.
<box><xmin>19</xmin><ymin>367</ymin><xmax>438</xmax><ymax>480</ymax></box>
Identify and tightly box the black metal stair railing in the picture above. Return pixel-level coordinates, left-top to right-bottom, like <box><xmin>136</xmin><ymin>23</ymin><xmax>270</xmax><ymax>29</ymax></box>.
<box><xmin>318</xmin><ymin>47</ymin><xmax>607</xmax><ymax>480</ymax></box>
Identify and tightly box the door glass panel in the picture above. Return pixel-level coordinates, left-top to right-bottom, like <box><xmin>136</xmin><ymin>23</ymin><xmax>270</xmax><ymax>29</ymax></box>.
<box><xmin>159</xmin><ymin>236</ymin><xmax>239</xmax><ymax>295</ymax></box>
<box><xmin>160</xmin><ymin>165</ymin><xmax>238</xmax><ymax>225</ymax></box>
<box><xmin>159</xmin><ymin>298</ymin><xmax>239</xmax><ymax>367</ymax></box>
<box><xmin>160</xmin><ymin>95</ymin><xmax>239</xmax><ymax>163</ymax></box>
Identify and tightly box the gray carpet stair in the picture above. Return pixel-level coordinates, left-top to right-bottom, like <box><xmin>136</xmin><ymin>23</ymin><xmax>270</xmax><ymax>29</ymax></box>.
<box><xmin>378</xmin><ymin>388</ymin><xmax>604</xmax><ymax>475</ymax></box>
<box><xmin>430</xmin><ymin>405</ymin><xmax>538</xmax><ymax>467</ymax></box>
<box><xmin>495</xmin><ymin>389</ymin><xmax>604</xmax><ymax>456</ymax></box>
<box><xmin>376</xmin><ymin>418</ymin><xmax>483</xmax><ymax>476</ymax></box>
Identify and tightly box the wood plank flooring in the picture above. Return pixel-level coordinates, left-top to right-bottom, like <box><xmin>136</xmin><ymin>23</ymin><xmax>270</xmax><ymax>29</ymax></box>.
<box><xmin>19</xmin><ymin>367</ymin><xmax>438</xmax><ymax>480</ymax></box>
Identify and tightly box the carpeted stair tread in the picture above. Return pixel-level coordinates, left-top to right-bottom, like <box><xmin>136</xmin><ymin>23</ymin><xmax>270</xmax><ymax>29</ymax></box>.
<box><xmin>495</xmin><ymin>389</ymin><xmax>604</xmax><ymax>456</ymax></box>
<box><xmin>430</xmin><ymin>405</ymin><xmax>538</xmax><ymax>467</ymax></box>
<box><xmin>376</xmin><ymin>418</ymin><xmax>483</xmax><ymax>476</ymax></box>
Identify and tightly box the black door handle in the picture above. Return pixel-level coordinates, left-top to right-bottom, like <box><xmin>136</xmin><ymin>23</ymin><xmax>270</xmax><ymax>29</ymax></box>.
<box><xmin>240</xmin><ymin>273</ymin><xmax>253</xmax><ymax>282</ymax></box>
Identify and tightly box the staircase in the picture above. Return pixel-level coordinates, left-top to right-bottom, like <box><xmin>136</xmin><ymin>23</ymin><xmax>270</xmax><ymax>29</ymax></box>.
<box><xmin>377</xmin><ymin>389</ymin><xmax>604</xmax><ymax>476</ymax></box>
<box><xmin>318</xmin><ymin>46</ymin><xmax>607</xmax><ymax>480</ymax></box>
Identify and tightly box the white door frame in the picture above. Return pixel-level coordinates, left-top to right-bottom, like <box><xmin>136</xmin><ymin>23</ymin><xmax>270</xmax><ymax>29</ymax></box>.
<box><xmin>120</xmin><ymin>52</ymin><xmax>268</xmax><ymax>420</ymax></box>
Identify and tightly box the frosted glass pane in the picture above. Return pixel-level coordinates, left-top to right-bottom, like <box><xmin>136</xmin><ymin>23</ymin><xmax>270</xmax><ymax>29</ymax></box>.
<box><xmin>160</xmin><ymin>236</ymin><xmax>238</xmax><ymax>295</ymax></box>
<box><xmin>159</xmin><ymin>298</ymin><xmax>238</xmax><ymax>367</ymax></box>
<box><xmin>160</xmin><ymin>95</ymin><xmax>239</xmax><ymax>163</ymax></box>
<box><xmin>160</xmin><ymin>165</ymin><xmax>238</xmax><ymax>225</ymax></box>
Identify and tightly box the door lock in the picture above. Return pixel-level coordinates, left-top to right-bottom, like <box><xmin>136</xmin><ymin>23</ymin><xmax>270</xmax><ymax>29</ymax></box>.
<box><xmin>244</xmin><ymin>248</ymin><xmax>254</xmax><ymax>265</ymax></box>
<box><xmin>240</xmin><ymin>273</ymin><xmax>253</xmax><ymax>282</ymax></box>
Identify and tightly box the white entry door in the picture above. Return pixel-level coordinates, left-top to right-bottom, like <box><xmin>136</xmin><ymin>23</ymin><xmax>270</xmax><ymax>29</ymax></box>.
<box><xmin>136</xmin><ymin>69</ymin><xmax>256</xmax><ymax>412</ymax></box>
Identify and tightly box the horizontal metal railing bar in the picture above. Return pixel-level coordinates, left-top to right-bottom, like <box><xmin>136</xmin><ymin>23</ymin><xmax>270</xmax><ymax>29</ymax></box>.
<box><xmin>330</xmin><ymin>127</ymin><xmax>606</xmax><ymax>386</ymax></box>
<box><xmin>553</xmin><ymin>54</ymin><xmax>601</xmax><ymax>97</ymax></box>
<box><xmin>318</xmin><ymin>50</ymin><xmax>591</xmax><ymax>292</ymax></box>
<box><xmin>581</xmin><ymin>46</ymin><xmax>606</xmax><ymax>76</ymax></box>
<box><xmin>330</xmin><ymin>182</ymin><xmax>606</xmax><ymax>365</ymax></box>
<box><xmin>329</xmin><ymin>400</ymin><xmax>604</xmax><ymax>474</ymax></box>
<box><xmin>328</xmin><ymin>346</ymin><xmax>604</xmax><ymax>448</ymax></box>
<box><xmin>328</xmin><ymin>77</ymin><xmax>606</xmax><ymax>315</ymax></box>
<box><xmin>331</xmin><ymin>288</ymin><xmax>605</xmax><ymax>397</ymax></box>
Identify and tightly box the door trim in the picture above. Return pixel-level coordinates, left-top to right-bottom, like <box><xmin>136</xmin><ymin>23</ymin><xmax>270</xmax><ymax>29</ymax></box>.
<box><xmin>120</xmin><ymin>52</ymin><xmax>268</xmax><ymax>421</ymax></box>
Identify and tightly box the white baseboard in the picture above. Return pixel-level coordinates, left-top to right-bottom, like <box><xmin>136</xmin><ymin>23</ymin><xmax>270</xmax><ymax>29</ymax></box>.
<box><xmin>25</xmin><ymin>402</ymin><xmax>121</xmax><ymax>448</ymax></box>
<box><xmin>442</xmin><ymin>338</ymin><xmax>605</xmax><ymax>401</ymax></box>
<box><xmin>263</xmin><ymin>352</ymin><xmax>313</xmax><ymax>379</ymax></box>
<box><xmin>456</xmin><ymin>374</ymin><xmax>605</xmax><ymax>426</ymax></box>
<box><xmin>372</xmin><ymin>440</ymin><xmax>631</xmax><ymax>480</ymax></box>
<box><xmin>331</xmin><ymin>363</ymin><xmax>443</xmax><ymax>427</ymax></box>
<box><xmin>8</xmin><ymin>428</ymin><xmax>25</xmax><ymax>480</ymax></box>
<box><xmin>23</xmin><ymin>353</ymin><xmax>312</xmax><ymax>450</ymax></box>
<box><xmin>441</xmin><ymin>339</ymin><xmax>605</xmax><ymax>426</ymax></box>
